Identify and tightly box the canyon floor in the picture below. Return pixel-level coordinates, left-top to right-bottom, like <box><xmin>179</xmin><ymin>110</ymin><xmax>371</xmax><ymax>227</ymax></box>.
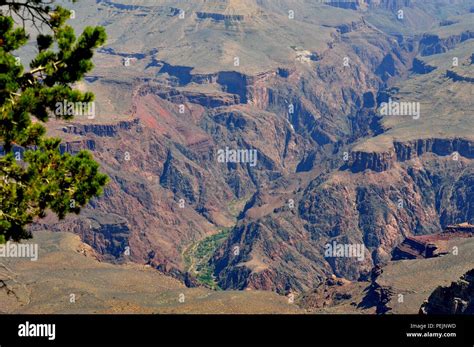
<box><xmin>0</xmin><ymin>231</ymin><xmax>301</xmax><ymax>314</ymax></box>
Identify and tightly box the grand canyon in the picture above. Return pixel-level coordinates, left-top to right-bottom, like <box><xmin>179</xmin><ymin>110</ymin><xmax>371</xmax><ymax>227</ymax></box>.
<box><xmin>1</xmin><ymin>0</ymin><xmax>473</xmax><ymax>315</ymax></box>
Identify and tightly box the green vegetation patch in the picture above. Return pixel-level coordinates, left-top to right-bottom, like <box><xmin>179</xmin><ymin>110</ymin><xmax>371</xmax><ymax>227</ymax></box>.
<box><xmin>183</xmin><ymin>228</ymin><xmax>231</xmax><ymax>289</ymax></box>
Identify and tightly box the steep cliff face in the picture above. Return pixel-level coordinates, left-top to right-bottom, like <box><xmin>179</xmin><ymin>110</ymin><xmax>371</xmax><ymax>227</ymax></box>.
<box><xmin>213</xmin><ymin>151</ymin><xmax>473</xmax><ymax>292</ymax></box>
<box><xmin>419</xmin><ymin>31</ymin><xmax>474</xmax><ymax>56</ymax></box>
<box><xmin>446</xmin><ymin>69</ymin><xmax>474</xmax><ymax>83</ymax></box>
<box><xmin>421</xmin><ymin>269</ymin><xmax>474</xmax><ymax>314</ymax></box>
<box><xmin>196</xmin><ymin>12</ymin><xmax>245</xmax><ymax>22</ymax></box>
<box><xmin>61</xmin><ymin>119</ymin><xmax>139</xmax><ymax>137</ymax></box>
<box><xmin>395</xmin><ymin>138</ymin><xmax>474</xmax><ymax>161</ymax></box>
<box><xmin>59</xmin><ymin>139</ymin><xmax>96</xmax><ymax>153</ymax></box>
<box><xmin>346</xmin><ymin>137</ymin><xmax>474</xmax><ymax>173</ymax></box>
<box><xmin>411</xmin><ymin>58</ymin><xmax>436</xmax><ymax>74</ymax></box>
<box><xmin>347</xmin><ymin>150</ymin><xmax>395</xmax><ymax>172</ymax></box>
<box><xmin>327</xmin><ymin>0</ymin><xmax>412</xmax><ymax>11</ymax></box>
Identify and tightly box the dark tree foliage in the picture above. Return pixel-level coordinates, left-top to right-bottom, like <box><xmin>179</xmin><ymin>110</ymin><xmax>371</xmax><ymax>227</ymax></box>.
<box><xmin>0</xmin><ymin>0</ymin><xmax>108</xmax><ymax>242</ymax></box>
